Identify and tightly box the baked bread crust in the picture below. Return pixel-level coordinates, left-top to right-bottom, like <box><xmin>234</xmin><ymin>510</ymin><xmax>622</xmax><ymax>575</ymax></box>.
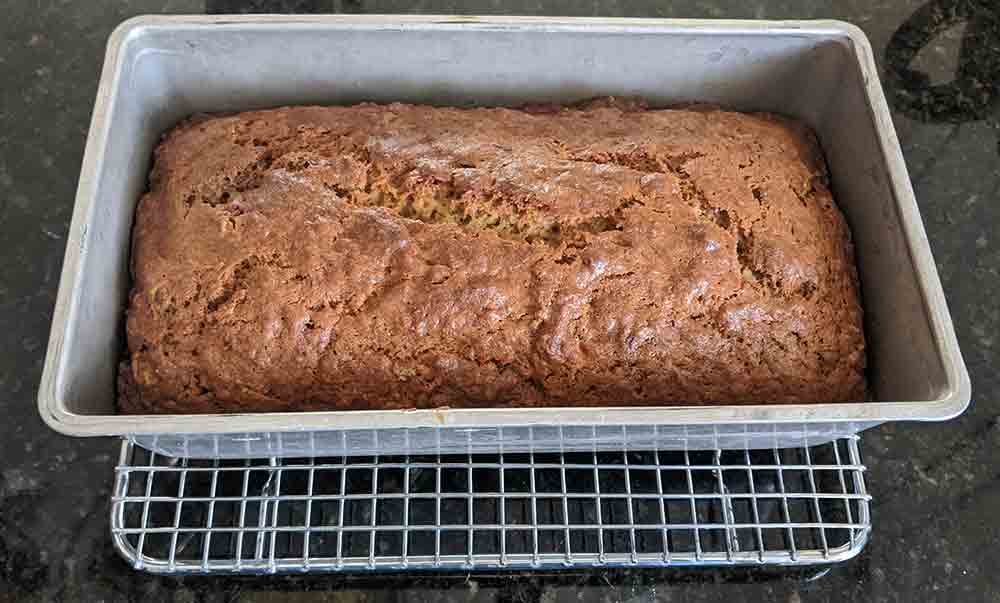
<box><xmin>119</xmin><ymin>100</ymin><xmax>866</xmax><ymax>413</ymax></box>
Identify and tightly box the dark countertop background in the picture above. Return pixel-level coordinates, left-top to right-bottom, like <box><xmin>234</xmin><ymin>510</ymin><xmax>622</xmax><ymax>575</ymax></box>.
<box><xmin>1</xmin><ymin>1</ymin><xmax>997</xmax><ymax>601</ymax></box>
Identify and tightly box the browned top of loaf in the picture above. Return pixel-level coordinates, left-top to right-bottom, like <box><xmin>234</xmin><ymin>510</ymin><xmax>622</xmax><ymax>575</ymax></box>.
<box><xmin>120</xmin><ymin>99</ymin><xmax>866</xmax><ymax>414</ymax></box>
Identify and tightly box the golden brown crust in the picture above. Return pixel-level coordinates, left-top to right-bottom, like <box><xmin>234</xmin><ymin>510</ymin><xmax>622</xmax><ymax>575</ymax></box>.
<box><xmin>119</xmin><ymin>100</ymin><xmax>866</xmax><ymax>414</ymax></box>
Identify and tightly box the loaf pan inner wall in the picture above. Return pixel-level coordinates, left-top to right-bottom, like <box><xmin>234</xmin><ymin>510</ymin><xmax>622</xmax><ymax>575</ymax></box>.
<box><xmin>57</xmin><ymin>24</ymin><xmax>946</xmax><ymax>416</ymax></box>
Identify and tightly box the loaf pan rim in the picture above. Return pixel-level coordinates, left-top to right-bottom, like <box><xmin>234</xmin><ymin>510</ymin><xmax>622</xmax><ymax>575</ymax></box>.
<box><xmin>38</xmin><ymin>15</ymin><xmax>971</xmax><ymax>438</ymax></box>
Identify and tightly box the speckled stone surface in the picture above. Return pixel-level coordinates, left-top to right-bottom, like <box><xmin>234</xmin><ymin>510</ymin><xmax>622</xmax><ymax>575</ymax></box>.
<box><xmin>1</xmin><ymin>1</ymin><xmax>998</xmax><ymax>601</ymax></box>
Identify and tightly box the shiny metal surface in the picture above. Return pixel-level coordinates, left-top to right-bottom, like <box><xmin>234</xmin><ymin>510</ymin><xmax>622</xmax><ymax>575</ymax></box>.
<box><xmin>38</xmin><ymin>16</ymin><xmax>969</xmax><ymax>456</ymax></box>
<box><xmin>111</xmin><ymin>436</ymin><xmax>871</xmax><ymax>574</ymax></box>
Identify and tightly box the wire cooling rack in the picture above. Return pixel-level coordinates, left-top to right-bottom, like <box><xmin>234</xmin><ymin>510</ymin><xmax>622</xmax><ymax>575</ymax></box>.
<box><xmin>110</xmin><ymin>437</ymin><xmax>871</xmax><ymax>574</ymax></box>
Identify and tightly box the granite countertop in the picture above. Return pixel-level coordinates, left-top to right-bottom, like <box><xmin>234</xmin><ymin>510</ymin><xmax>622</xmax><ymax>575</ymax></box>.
<box><xmin>1</xmin><ymin>1</ymin><xmax>997</xmax><ymax>601</ymax></box>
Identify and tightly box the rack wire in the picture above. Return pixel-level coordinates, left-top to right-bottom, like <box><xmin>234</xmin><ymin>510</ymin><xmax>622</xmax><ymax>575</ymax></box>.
<box><xmin>111</xmin><ymin>436</ymin><xmax>870</xmax><ymax>574</ymax></box>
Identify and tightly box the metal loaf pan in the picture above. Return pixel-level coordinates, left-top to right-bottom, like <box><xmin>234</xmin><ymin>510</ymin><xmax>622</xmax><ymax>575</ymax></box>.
<box><xmin>38</xmin><ymin>15</ymin><xmax>970</xmax><ymax>458</ymax></box>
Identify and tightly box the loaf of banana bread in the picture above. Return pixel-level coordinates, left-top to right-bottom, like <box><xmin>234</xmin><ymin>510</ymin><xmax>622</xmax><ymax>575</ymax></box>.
<box><xmin>119</xmin><ymin>99</ymin><xmax>866</xmax><ymax>414</ymax></box>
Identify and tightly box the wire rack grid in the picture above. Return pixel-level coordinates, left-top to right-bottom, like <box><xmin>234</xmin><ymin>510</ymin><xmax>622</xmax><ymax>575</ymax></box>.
<box><xmin>110</xmin><ymin>435</ymin><xmax>871</xmax><ymax>575</ymax></box>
